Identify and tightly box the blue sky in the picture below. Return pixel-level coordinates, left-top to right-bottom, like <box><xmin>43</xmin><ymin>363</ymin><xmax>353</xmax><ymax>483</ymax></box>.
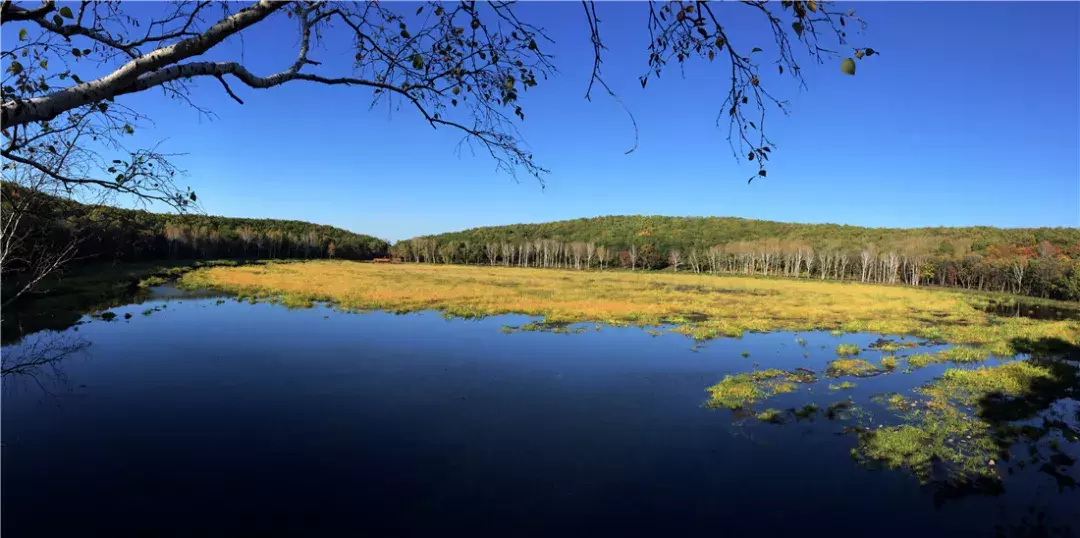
<box><xmin>20</xmin><ymin>2</ymin><xmax>1080</xmax><ymax>241</ymax></box>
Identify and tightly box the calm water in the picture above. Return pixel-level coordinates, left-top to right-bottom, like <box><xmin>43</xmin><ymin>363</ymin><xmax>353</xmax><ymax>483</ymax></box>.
<box><xmin>2</xmin><ymin>289</ymin><xmax>1077</xmax><ymax>537</ymax></box>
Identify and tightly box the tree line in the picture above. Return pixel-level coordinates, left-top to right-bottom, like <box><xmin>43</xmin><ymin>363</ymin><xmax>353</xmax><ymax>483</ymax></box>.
<box><xmin>1</xmin><ymin>182</ymin><xmax>390</xmax><ymax>284</ymax></box>
<box><xmin>392</xmin><ymin>216</ymin><xmax>1080</xmax><ymax>301</ymax></box>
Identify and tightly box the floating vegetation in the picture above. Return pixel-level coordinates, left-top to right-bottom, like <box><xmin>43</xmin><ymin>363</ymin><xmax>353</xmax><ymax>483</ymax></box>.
<box><xmin>922</xmin><ymin>361</ymin><xmax>1058</xmax><ymax>407</ymax></box>
<box><xmin>645</xmin><ymin>329</ymin><xmax>665</xmax><ymax>337</ymax></box>
<box><xmin>852</xmin><ymin>404</ymin><xmax>1001</xmax><ymax>486</ymax></box>
<box><xmin>826</xmin><ymin>359</ymin><xmax>881</xmax><ymax>378</ymax></box>
<box><xmin>880</xmin><ymin>356</ymin><xmax>898</xmax><ymax>370</ymax></box>
<box><xmin>740</xmin><ymin>351</ymin><xmax>750</xmax><ymax>358</ymax></box>
<box><xmin>756</xmin><ymin>408</ymin><xmax>786</xmax><ymax>424</ymax></box>
<box><xmin>500</xmin><ymin>321</ymin><xmax>588</xmax><ymax>335</ymax></box>
<box><xmin>97</xmin><ymin>311</ymin><xmax>117</xmax><ymax>322</ymax></box>
<box><xmin>853</xmin><ymin>357</ymin><xmax>1080</xmax><ymax>491</ymax></box>
<box><xmin>793</xmin><ymin>403</ymin><xmax>820</xmax><ymax>420</ymax></box>
<box><xmin>871</xmin><ymin>392</ymin><xmax>915</xmax><ymax>412</ymax></box>
<box><xmin>937</xmin><ymin>346</ymin><xmax>992</xmax><ymax>364</ymax></box>
<box><xmin>137</xmin><ymin>275</ymin><xmax>168</xmax><ymax>288</ymax></box>
<box><xmin>868</xmin><ymin>338</ymin><xmax>922</xmax><ymax>352</ymax></box>
<box><xmin>835</xmin><ymin>343</ymin><xmax>861</xmax><ymax>356</ymax></box>
<box><xmin>706</xmin><ymin>369</ymin><xmax>817</xmax><ymax>410</ymax></box>
<box><xmin>907</xmin><ymin>353</ymin><xmax>939</xmax><ymax>370</ymax></box>
<box><xmin>906</xmin><ymin>346</ymin><xmax>996</xmax><ymax>371</ymax></box>
<box><xmin>795</xmin><ymin>337</ymin><xmax>807</xmax><ymax>348</ymax></box>
<box><xmin>829</xmin><ymin>381</ymin><xmax>858</xmax><ymax>391</ymax></box>
<box><xmin>826</xmin><ymin>401</ymin><xmax>859</xmax><ymax>420</ymax></box>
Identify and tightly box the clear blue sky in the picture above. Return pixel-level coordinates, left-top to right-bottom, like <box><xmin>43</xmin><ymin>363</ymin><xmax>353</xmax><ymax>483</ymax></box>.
<box><xmin>60</xmin><ymin>2</ymin><xmax>1080</xmax><ymax>240</ymax></box>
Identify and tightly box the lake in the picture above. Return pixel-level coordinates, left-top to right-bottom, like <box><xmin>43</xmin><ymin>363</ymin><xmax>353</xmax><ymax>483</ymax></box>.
<box><xmin>2</xmin><ymin>287</ymin><xmax>1077</xmax><ymax>536</ymax></box>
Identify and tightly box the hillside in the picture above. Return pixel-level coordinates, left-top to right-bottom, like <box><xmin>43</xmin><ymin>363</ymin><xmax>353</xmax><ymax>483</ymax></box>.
<box><xmin>394</xmin><ymin>215</ymin><xmax>1080</xmax><ymax>300</ymax></box>
<box><xmin>1</xmin><ymin>182</ymin><xmax>390</xmax><ymax>271</ymax></box>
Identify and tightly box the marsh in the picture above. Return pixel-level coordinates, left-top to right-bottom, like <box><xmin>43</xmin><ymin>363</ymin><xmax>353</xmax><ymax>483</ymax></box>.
<box><xmin>2</xmin><ymin>283</ymin><xmax>1077</xmax><ymax>536</ymax></box>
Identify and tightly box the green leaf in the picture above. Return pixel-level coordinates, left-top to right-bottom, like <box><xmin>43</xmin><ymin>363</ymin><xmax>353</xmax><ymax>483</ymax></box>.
<box><xmin>39</xmin><ymin>59</ymin><xmax>48</xmax><ymax>69</ymax></box>
<box><xmin>71</xmin><ymin>47</ymin><xmax>81</xmax><ymax>57</ymax></box>
<box><xmin>411</xmin><ymin>54</ymin><xmax>424</xmax><ymax>69</ymax></box>
<box><xmin>791</xmin><ymin>22</ymin><xmax>804</xmax><ymax>37</ymax></box>
<box><xmin>122</xmin><ymin>124</ymin><xmax>134</xmax><ymax>135</ymax></box>
<box><xmin>189</xmin><ymin>192</ymin><xmax>197</xmax><ymax>202</ymax></box>
<box><xmin>751</xmin><ymin>47</ymin><xmax>762</xmax><ymax>53</ymax></box>
<box><xmin>18</xmin><ymin>28</ymin><xmax>27</xmax><ymax>41</ymax></box>
<box><xmin>807</xmin><ymin>1</ymin><xmax>817</xmax><ymax>13</ymax></box>
<box><xmin>6</xmin><ymin>61</ymin><xmax>23</xmax><ymax>75</ymax></box>
<box><xmin>840</xmin><ymin>57</ymin><xmax>856</xmax><ymax>75</ymax></box>
<box><xmin>864</xmin><ymin>48</ymin><xmax>877</xmax><ymax>57</ymax></box>
<box><xmin>52</xmin><ymin>14</ymin><xmax>63</xmax><ymax>26</ymax></box>
<box><xmin>59</xmin><ymin>6</ymin><xmax>73</xmax><ymax>18</ymax></box>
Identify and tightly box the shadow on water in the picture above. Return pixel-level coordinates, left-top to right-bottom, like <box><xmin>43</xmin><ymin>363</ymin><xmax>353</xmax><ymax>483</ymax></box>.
<box><xmin>0</xmin><ymin>259</ymin><xmax>250</xmax><ymax>345</ymax></box>
<box><xmin>1</xmin><ymin>331</ymin><xmax>88</xmax><ymax>394</ymax></box>
<box><xmin>984</xmin><ymin>300</ymin><xmax>1080</xmax><ymax>322</ymax></box>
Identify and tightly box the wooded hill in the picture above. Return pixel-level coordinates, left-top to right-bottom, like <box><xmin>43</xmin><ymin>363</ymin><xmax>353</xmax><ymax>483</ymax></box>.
<box><xmin>1</xmin><ymin>182</ymin><xmax>390</xmax><ymax>272</ymax></box>
<box><xmin>394</xmin><ymin>215</ymin><xmax>1080</xmax><ymax>300</ymax></box>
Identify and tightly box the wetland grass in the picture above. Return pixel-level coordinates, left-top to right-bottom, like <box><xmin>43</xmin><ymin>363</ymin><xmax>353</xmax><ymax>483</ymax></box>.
<box><xmin>177</xmin><ymin>260</ymin><xmax>1079</xmax><ymax>356</ymax></box>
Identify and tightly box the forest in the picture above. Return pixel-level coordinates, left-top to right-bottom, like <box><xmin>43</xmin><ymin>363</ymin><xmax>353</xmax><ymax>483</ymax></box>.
<box><xmin>1</xmin><ymin>182</ymin><xmax>390</xmax><ymax>287</ymax></box>
<box><xmin>393</xmin><ymin>216</ymin><xmax>1080</xmax><ymax>300</ymax></box>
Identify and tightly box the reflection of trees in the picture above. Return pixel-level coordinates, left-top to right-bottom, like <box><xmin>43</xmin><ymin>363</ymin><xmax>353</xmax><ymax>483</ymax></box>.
<box><xmin>1</xmin><ymin>332</ymin><xmax>89</xmax><ymax>393</ymax></box>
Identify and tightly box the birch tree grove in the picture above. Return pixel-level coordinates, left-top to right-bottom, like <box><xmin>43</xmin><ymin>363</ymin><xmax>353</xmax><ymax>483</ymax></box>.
<box><xmin>389</xmin><ymin>227</ymin><xmax>1080</xmax><ymax>300</ymax></box>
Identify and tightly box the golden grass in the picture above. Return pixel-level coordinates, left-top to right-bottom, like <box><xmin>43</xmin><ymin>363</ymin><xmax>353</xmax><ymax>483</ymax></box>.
<box><xmin>178</xmin><ymin>260</ymin><xmax>1080</xmax><ymax>353</ymax></box>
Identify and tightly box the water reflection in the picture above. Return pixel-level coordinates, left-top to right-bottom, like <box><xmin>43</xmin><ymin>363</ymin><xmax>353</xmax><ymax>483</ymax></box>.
<box><xmin>0</xmin><ymin>293</ymin><xmax>1076</xmax><ymax>536</ymax></box>
<box><xmin>1</xmin><ymin>331</ymin><xmax>88</xmax><ymax>393</ymax></box>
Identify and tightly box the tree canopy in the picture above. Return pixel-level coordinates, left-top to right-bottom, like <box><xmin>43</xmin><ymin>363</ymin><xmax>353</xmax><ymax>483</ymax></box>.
<box><xmin>2</xmin><ymin>0</ymin><xmax>876</xmax><ymax>207</ymax></box>
<box><xmin>395</xmin><ymin>215</ymin><xmax>1080</xmax><ymax>300</ymax></box>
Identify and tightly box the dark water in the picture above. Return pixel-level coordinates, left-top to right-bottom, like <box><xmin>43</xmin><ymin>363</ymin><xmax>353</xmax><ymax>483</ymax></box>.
<box><xmin>2</xmin><ymin>290</ymin><xmax>1077</xmax><ymax>537</ymax></box>
<box><xmin>984</xmin><ymin>299</ymin><xmax>1080</xmax><ymax>322</ymax></box>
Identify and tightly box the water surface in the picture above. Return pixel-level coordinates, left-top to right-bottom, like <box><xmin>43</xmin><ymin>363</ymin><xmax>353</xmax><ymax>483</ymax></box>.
<box><xmin>2</xmin><ymin>290</ymin><xmax>1076</xmax><ymax>536</ymax></box>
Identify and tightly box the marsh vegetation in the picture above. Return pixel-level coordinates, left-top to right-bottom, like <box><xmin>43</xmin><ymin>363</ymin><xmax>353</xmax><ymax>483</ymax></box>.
<box><xmin>4</xmin><ymin>259</ymin><xmax>1077</xmax><ymax>535</ymax></box>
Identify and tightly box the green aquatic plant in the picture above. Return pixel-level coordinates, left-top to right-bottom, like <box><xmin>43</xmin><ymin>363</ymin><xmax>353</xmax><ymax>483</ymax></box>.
<box><xmin>756</xmin><ymin>408</ymin><xmax>785</xmax><ymax>424</ymax></box>
<box><xmin>880</xmin><ymin>356</ymin><xmax>898</xmax><ymax>370</ymax></box>
<box><xmin>829</xmin><ymin>381</ymin><xmax>858</xmax><ymax>391</ymax></box>
<box><xmin>853</xmin><ymin>404</ymin><xmax>1001</xmax><ymax>486</ymax></box>
<box><xmin>740</xmin><ymin>351</ymin><xmax>750</xmax><ymax>358</ymax></box>
<box><xmin>826</xmin><ymin>359</ymin><xmax>880</xmax><ymax>378</ymax></box>
<box><xmin>906</xmin><ymin>353</ymin><xmax>939</xmax><ymax>370</ymax></box>
<box><xmin>793</xmin><ymin>403</ymin><xmax>820</xmax><ymax>420</ymax></box>
<box><xmin>795</xmin><ymin>337</ymin><xmax>807</xmax><ymax>348</ymax></box>
<box><xmin>835</xmin><ymin>343</ymin><xmax>861</xmax><ymax>356</ymax></box>
<box><xmin>871</xmin><ymin>392</ymin><xmax>914</xmax><ymax>412</ymax></box>
<box><xmin>826</xmin><ymin>401</ymin><xmax>859</xmax><ymax>420</ymax></box>
<box><xmin>923</xmin><ymin>361</ymin><xmax>1058</xmax><ymax>407</ymax></box>
<box><xmin>854</xmin><ymin>358</ymin><xmax>1079</xmax><ymax>490</ymax></box>
<box><xmin>936</xmin><ymin>346</ymin><xmax>992</xmax><ymax>364</ymax></box>
<box><xmin>706</xmin><ymin>369</ymin><xmax>816</xmax><ymax>409</ymax></box>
